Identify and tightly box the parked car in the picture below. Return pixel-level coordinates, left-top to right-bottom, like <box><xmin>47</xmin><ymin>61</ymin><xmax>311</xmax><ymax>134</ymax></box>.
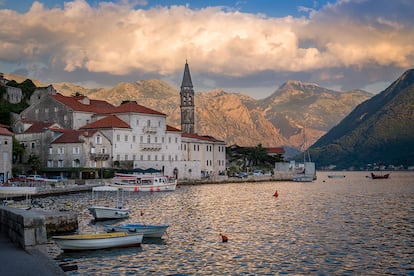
<box><xmin>236</xmin><ymin>172</ymin><xmax>248</xmax><ymax>178</ymax></box>
<box><xmin>51</xmin><ymin>176</ymin><xmax>68</xmax><ymax>180</ymax></box>
<box><xmin>27</xmin><ymin>175</ymin><xmax>44</xmax><ymax>181</ymax></box>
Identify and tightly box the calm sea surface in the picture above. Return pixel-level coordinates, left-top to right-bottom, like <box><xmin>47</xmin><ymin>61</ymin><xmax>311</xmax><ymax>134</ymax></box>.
<box><xmin>44</xmin><ymin>171</ymin><xmax>414</xmax><ymax>275</ymax></box>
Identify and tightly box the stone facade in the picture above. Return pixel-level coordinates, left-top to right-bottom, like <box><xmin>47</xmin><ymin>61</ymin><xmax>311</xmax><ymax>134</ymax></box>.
<box><xmin>0</xmin><ymin>126</ymin><xmax>13</xmax><ymax>184</ymax></box>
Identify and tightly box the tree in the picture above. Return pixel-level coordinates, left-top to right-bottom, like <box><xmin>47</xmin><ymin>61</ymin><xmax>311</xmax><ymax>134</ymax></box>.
<box><xmin>12</xmin><ymin>137</ymin><xmax>25</xmax><ymax>164</ymax></box>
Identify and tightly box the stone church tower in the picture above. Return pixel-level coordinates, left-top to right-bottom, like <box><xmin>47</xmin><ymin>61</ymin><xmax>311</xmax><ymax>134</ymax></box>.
<box><xmin>180</xmin><ymin>60</ymin><xmax>195</xmax><ymax>134</ymax></box>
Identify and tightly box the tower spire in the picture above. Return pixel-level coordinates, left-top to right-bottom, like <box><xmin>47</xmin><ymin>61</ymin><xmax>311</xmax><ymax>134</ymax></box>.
<box><xmin>180</xmin><ymin>60</ymin><xmax>195</xmax><ymax>134</ymax></box>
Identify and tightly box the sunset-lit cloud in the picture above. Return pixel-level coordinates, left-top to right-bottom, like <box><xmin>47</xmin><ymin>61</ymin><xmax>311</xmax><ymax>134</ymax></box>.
<box><xmin>0</xmin><ymin>0</ymin><xmax>413</xmax><ymax>98</ymax></box>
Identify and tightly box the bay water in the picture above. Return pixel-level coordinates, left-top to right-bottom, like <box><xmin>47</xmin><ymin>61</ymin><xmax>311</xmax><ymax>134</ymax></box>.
<box><xmin>44</xmin><ymin>171</ymin><xmax>414</xmax><ymax>275</ymax></box>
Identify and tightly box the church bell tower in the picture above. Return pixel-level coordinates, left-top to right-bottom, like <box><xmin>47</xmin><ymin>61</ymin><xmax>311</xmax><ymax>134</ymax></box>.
<box><xmin>180</xmin><ymin>60</ymin><xmax>195</xmax><ymax>134</ymax></box>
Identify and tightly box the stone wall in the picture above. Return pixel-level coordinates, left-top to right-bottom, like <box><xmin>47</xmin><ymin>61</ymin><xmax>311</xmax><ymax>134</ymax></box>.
<box><xmin>0</xmin><ymin>207</ymin><xmax>78</xmax><ymax>249</ymax></box>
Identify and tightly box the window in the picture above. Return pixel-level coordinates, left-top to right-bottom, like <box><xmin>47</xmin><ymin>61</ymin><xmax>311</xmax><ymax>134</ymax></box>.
<box><xmin>155</xmin><ymin>137</ymin><xmax>158</xmax><ymax>143</ymax></box>
<box><xmin>31</xmin><ymin>142</ymin><xmax>35</xmax><ymax>149</ymax></box>
<box><xmin>140</xmin><ymin>155</ymin><xmax>143</xmax><ymax>161</ymax></box>
<box><xmin>58</xmin><ymin>147</ymin><xmax>65</xmax><ymax>154</ymax></box>
<box><xmin>125</xmin><ymin>135</ymin><xmax>128</xmax><ymax>142</ymax></box>
<box><xmin>140</xmin><ymin>136</ymin><xmax>143</xmax><ymax>143</ymax></box>
<box><xmin>49</xmin><ymin>147</ymin><xmax>53</xmax><ymax>154</ymax></box>
<box><xmin>194</xmin><ymin>145</ymin><xmax>196</xmax><ymax>151</ymax></box>
<box><xmin>136</xmin><ymin>119</ymin><xmax>139</xmax><ymax>126</ymax></box>
<box><xmin>54</xmin><ymin>107</ymin><xmax>58</xmax><ymax>112</ymax></box>
<box><xmin>147</xmin><ymin>119</ymin><xmax>151</xmax><ymax>126</ymax></box>
<box><xmin>73</xmin><ymin>147</ymin><xmax>80</xmax><ymax>154</ymax></box>
<box><xmin>125</xmin><ymin>154</ymin><xmax>128</xmax><ymax>160</ymax></box>
<box><xmin>147</xmin><ymin>155</ymin><xmax>151</xmax><ymax>161</ymax></box>
<box><xmin>175</xmin><ymin>137</ymin><xmax>178</xmax><ymax>143</ymax></box>
<box><xmin>133</xmin><ymin>136</ymin><xmax>136</xmax><ymax>142</ymax></box>
<box><xmin>147</xmin><ymin>135</ymin><xmax>150</xmax><ymax>143</ymax></box>
<box><xmin>161</xmin><ymin>155</ymin><xmax>165</xmax><ymax>161</ymax></box>
<box><xmin>162</xmin><ymin>137</ymin><xmax>164</xmax><ymax>143</ymax></box>
<box><xmin>47</xmin><ymin>160</ymin><xmax>53</xmax><ymax>167</ymax></box>
<box><xmin>155</xmin><ymin>155</ymin><xmax>158</xmax><ymax>161</ymax></box>
<box><xmin>58</xmin><ymin>160</ymin><xmax>64</xmax><ymax>168</ymax></box>
<box><xmin>72</xmin><ymin>159</ymin><xmax>80</xmax><ymax>167</ymax></box>
<box><xmin>96</xmin><ymin>135</ymin><xmax>102</xmax><ymax>144</ymax></box>
<box><xmin>116</xmin><ymin>135</ymin><xmax>120</xmax><ymax>142</ymax></box>
<box><xmin>168</xmin><ymin>137</ymin><xmax>171</xmax><ymax>143</ymax></box>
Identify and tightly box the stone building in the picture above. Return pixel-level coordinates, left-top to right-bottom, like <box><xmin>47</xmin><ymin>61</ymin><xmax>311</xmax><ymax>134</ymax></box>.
<box><xmin>0</xmin><ymin>125</ymin><xmax>13</xmax><ymax>184</ymax></box>
<box><xmin>180</xmin><ymin>61</ymin><xmax>195</xmax><ymax>134</ymax></box>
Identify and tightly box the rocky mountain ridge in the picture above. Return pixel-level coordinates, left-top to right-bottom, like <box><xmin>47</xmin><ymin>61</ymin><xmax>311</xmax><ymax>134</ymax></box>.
<box><xmin>4</xmin><ymin>73</ymin><xmax>372</xmax><ymax>151</ymax></box>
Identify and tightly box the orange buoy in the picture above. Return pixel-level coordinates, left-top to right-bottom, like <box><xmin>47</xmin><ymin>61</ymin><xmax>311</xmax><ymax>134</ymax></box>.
<box><xmin>220</xmin><ymin>233</ymin><xmax>228</xmax><ymax>243</ymax></box>
<box><xmin>273</xmin><ymin>190</ymin><xmax>279</xmax><ymax>197</ymax></box>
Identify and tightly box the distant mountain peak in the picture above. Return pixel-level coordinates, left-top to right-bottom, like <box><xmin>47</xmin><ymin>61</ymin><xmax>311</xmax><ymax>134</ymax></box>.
<box><xmin>283</xmin><ymin>80</ymin><xmax>320</xmax><ymax>88</ymax></box>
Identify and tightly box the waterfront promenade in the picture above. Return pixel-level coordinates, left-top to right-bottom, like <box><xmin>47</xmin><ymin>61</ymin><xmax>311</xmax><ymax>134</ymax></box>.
<box><xmin>0</xmin><ymin>231</ymin><xmax>64</xmax><ymax>276</ymax></box>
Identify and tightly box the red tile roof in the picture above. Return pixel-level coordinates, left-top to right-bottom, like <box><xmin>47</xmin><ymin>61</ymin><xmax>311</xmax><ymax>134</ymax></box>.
<box><xmin>166</xmin><ymin>125</ymin><xmax>181</xmax><ymax>132</ymax></box>
<box><xmin>79</xmin><ymin>115</ymin><xmax>131</xmax><ymax>130</ymax></box>
<box><xmin>182</xmin><ymin>133</ymin><xmax>223</xmax><ymax>142</ymax></box>
<box><xmin>102</xmin><ymin>101</ymin><xmax>165</xmax><ymax>116</ymax></box>
<box><xmin>265</xmin><ymin>147</ymin><xmax>285</xmax><ymax>154</ymax></box>
<box><xmin>52</xmin><ymin>129</ymin><xmax>98</xmax><ymax>143</ymax></box>
<box><xmin>50</xmin><ymin>93</ymin><xmax>114</xmax><ymax>113</ymax></box>
<box><xmin>24</xmin><ymin>121</ymin><xmax>60</xmax><ymax>133</ymax></box>
<box><xmin>0</xmin><ymin>126</ymin><xmax>13</xmax><ymax>136</ymax></box>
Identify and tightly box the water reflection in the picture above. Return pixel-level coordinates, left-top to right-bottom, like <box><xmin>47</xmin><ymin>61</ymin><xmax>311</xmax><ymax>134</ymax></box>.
<box><xmin>43</xmin><ymin>171</ymin><xmax>414</xmax><ymax>275</ymax></box>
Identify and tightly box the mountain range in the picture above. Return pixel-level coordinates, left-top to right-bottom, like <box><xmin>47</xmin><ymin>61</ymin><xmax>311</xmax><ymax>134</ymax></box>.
<box><xmin>309</xmin><ymin>68</ymin><xmax>414</xmax><ymax>169</ymax></box>
<box><xmin>5</xmin><ymin>73</ymin><xmax>371</xmax><ymax>156</ymax></box>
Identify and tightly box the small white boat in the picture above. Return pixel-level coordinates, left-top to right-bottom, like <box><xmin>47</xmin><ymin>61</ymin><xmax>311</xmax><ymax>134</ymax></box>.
<box><xmin>106</xmin><ymin>223</ymin><xmax>169</xmax><ymax>238</ymax></box>
<box><xmin>110</xmin><ymin>173</ymin><xmax>177</xmax><ymax>192</ymax></box>
<box><xmin>88</xmin><ymin>206</ymin><xmax>130</xmax><ymax>221</ymax></box>
<box><xmin>89</xmin><ymin>186</ymin><xmax>129</xmax><ymax>221</ymax></box>
<box><xmin>292</xmin><ymin>175</ymin><xmax>314</xmax><ymax>182</ymax></box>
<box><xmin>52</xmin><ymin>232</ymin><xmax>143</xmax><ymax>251</ymax></box>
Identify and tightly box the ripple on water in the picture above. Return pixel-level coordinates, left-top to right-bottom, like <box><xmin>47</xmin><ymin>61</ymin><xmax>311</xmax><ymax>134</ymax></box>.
<box><xmin>43</xmin><ymin>172</ymin><xmax>414</xmax><ymax>275</ymax></box>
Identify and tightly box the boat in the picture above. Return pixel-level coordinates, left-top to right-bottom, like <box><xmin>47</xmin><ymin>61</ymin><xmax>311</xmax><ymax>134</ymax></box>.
<box><xmin>52</xmin><ymin>231</ymin><xmax>143</xmax><ymax>251</ymax></box>
<box><xmin>88</xmin><ymin>186</ymin><xmax>130</xmax><ymax>221</ymax></box>
<box><xmin>110</xmin><ymin>173</ymin><xmax>177</xmax><ymax>192</ymax></box>
<box><xmin>292</xmin><ymin>175</ymin><xmax>314</xmax><ymax>182</ymax></box>
<box><xmin>327</xmin><ymin>174</ymin><xmax>346</xmax><ymax>179</ymax></box>
<box><xmin>370</xmin><ymin>172</ymin><xmax>390</xmax><ymax>179</ymax></box>
<box><xmin>106</xmin><ymin>223</ymin><xmax>169</xmax><ymax>238</ymax></box>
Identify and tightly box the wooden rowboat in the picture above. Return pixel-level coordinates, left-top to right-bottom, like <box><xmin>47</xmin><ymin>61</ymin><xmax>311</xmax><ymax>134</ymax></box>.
<box><xmin>52</xmin><ymin>232</ymin><xmax>143</xmax><ymax>251</ymax></box>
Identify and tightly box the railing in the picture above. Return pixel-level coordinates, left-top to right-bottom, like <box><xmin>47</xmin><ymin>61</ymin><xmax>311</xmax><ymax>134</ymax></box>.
<box><xmin>140</xmin><ymin>143</ymin><xmax>162</xmax><ymax>151</ymax></box>
<box><xmin>90</xmin><ymin>153</ymin><xmax>110</xmax><ymax>161</ymax></box>
<box><xmin>143</xmin><ymin>126</ymin><xmax>157</xmax><ymax>133</ymax></box>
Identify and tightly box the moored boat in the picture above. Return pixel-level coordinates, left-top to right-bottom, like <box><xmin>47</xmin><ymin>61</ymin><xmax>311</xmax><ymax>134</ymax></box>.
<box><xmin>292</xmin><ymin>175</ymin><xmax>314</xmax><ymax>182</ymax></box>
<box><xmin>327</xmin><ymin>175</ymin><xmax>346</xmax><ymax>178</ymax></box>
<box><xmin>89</xmin><ymin>186</ymin><xmax>130</xmax><ymax>221</ymax></box>
<box><xmin>110</xmin><ymin>173</ymin><xmax>177</xmax><ymax>192</ymax></box>
<box><xmin>106</xmin><ymin>223</ymin><xmax>169</xmax><ymax>238</ymax></box>
<box><xmin>52</xmin><ymin>232</ymin><xmax>143</xmax><ymax>251</ymax></box>
<box><xmin>370</xmin><ymin>172</ymin><xmax>390</xmax><ymax>179</ymax></box>
<box><xmin>88</xmin><ymin>206</ymin><xmax>130</xmax><ymax>221</ymax></box>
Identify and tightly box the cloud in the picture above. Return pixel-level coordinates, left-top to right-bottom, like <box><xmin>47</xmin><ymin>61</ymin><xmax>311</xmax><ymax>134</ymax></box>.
<box><xmin>0</xmin><ymin>0</ymin><xmax>413</xmax><ymax>95</ymax></box>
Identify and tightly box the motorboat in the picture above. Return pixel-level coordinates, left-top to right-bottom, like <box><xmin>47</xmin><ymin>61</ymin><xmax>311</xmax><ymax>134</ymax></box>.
<box><xmin>110</xmin><ymin>173</ymin><xmax>177</xmax><ymax>192</ymax></box>
<box><xmin>88</xmin><ymin>186</ymin><xmax>129</xmax><ymax>221</ymax></box>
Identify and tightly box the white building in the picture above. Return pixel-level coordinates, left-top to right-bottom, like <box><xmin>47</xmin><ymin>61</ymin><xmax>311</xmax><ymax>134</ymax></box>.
<box><xmin>0</xmin><ymin>125</ymin><xmax>13</xmax><ymax>184</ymax></box>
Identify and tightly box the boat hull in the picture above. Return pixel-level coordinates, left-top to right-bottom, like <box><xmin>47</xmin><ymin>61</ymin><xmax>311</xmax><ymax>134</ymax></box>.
<box><xmin>292</xmin><ymin>176</ymin><xmax>314</xmax><ymax>182</ymax></box>
<box><xmin>89</xmin><ymin>206</ymin><xmax>130</xmax><ymax>220</ymax></box>
<box><xmin>107</xmin><ymin>224</ymin><xmax>169</xmax><ymax>238</ymax></box>
<box><xmin>109</xmin><ymin>183</ymin><xmax>177</xmax><ymax>192</ymax></box>
<box><xmin>52</xmin><ymin>232</ymin><xmax>143</xmax><ymax>251</ymax></box>
<box><xmin>371</xmin><ymin>173</ymin><xmax>390</xmax><ymax>179</ymax></box>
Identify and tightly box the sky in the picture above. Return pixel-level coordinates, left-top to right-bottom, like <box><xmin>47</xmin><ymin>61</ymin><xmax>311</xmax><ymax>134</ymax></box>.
<box><xmin>0</xmin><ymin>0</ymin><xmax>413</xmax><ymax>99</ymax></box>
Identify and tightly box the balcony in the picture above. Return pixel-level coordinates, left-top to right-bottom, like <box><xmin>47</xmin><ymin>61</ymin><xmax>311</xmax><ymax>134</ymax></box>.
<box><xmin>143</xmin><ymin>126</ymin><xmax>157</xmax><ymax>133</ymax></box>
<box><xmin>140</xmin><ymin>143</ymin><xmax>162</xmax><ymax>151</ymax></box>
<box><xmin>90</xmin><ymin>153</ymin><xmax>110</xmax><ymax>161</ymax></box>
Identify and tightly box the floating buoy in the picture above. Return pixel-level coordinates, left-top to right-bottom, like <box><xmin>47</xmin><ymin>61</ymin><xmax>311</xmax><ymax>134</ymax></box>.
<box><xmin>220</xmin><ymin>233</ymin><xmax>228</xmax><ymax>243</ymax></box>
<box><xmin>273</xmin><ymin>190</ymin><xmax>279</xmax><ymax>197</ymax></box>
